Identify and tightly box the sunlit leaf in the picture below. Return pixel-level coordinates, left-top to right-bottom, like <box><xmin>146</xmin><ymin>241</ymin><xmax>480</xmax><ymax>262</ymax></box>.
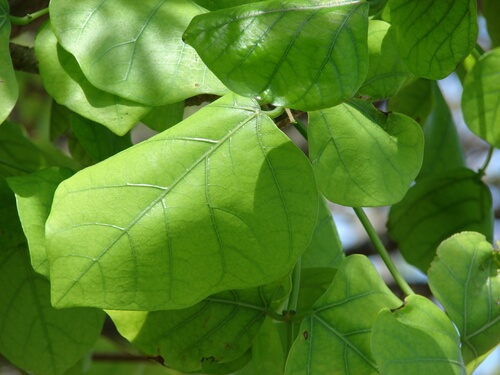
<box><xmin>388</xmin><ymin>0</ymin><xmax>477</xmax><ymax>79</ymax></box>
<box><xmin>428</xmin><ymin>232</ymin><xmax>500</xmax><ymax>373</ymax></box>
<box><xmin>7</xmin><ymin>167</ymin><xmax>73</xmax><ymax>277</ymax></box>
<box><xmin>308</xmin><ymin>99</ymin><xmax>423</xmax><ymax>206</ymax></box>
<box><xmin>418</xmin><ymin>82</ymin><xmax>465</xmax><ymax>180</ymax></box>
<box><xmin>462</xmin><ymin>47</ymin><xmax>500</xmax><ymax>148</ymax></box>
<box><xmin>387</xmin><ymin>78</ymin><xmax>434</xmax><ymax>124</ymax></box>
<box><xmin>357</xmin><ymin>20</ymin><xmax>414</xmax><ymax>100</ymax></box>
<box><xmin>184</xmin><ymin>0</ymin><xmax>369</xmax><ymax>111</ymax></box>
<box><xmin>35</xmin><ymin>22</ymin><xmax>150</xmax><ymax>136</ymax></box>
<box><xmin>285</xmin><ymin>255</ymin><xmax>402</xmax><ymax>375</ymax></box>
<box><xmin>0</xmin><ymin>245</ymin><xmax>105</xmax><ymax>375</ymax></box>
<box><xmin>49</xmin><ymin>0</ymin><xmax>227</xmax><ymax>106</ymax></box>
<box><xmin>388</xmin><ymin>168</ymin><xmax>493</xmax><ymax>273</ymax></box>
<box><xmin>46</xmin><ymin>94</ymin><xmax>318</xmax><ymax>311</ymax></box>
<box><xmin>108</xmin><ymin>282</ymin><xmax>284</xmax><ymax>373</ymax></box>
<box><xmin>302</xmin><ymin>196</ymin><xmax>343</xmax><ymax>269</ymax></box>
<box><xmin>0</xmin><ymin>0</ymin><xmax>18</xmax><ymax>124</ymax></box>
<box><xmin>371</xmin><ymin>295</ymin><xmax>466</xmax><ymax>375</ymax></box>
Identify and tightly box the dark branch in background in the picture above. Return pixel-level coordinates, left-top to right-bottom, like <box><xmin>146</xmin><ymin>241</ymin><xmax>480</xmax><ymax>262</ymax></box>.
<box><xmin>9</xmin><ymin>43</ymin><xmax>38</xmax><ymax>74</ymax></box>
<box><xmin>92</xmin><ymin>353</ymin><xmax>164</xmax><ymax>365</ymax></box>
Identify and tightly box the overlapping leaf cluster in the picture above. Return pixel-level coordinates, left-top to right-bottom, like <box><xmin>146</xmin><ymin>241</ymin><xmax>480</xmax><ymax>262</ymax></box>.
<box><xmin>0</xmin><ymin>0</ymin><xmax>498</xmax><ymax>374</ymax></box>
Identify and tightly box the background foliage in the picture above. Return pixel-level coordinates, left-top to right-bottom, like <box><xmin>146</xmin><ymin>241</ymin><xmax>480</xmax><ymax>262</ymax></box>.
<box><xmin>0</xmin><ymin>0</ymin><xmax>499</xmax><ymax>374</ymax></box>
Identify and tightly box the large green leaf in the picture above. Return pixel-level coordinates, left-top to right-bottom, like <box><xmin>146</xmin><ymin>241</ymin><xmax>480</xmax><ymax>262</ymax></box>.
<box><xmin>308</xmin><ymin>99</ymin><xmax>423</xmax><ymax>207</ymax></box>
<box><xmin>285</xmin><ymin>255</ymin><xmax>402</xmax><ymax>375</ymax></box>
<box><xmin>108</xmin><ymin>282</ymin><xmax>285</xmax><ymax>373</ymax></box>
<box><xmin>388</xmin><ymin>168</ymin><xmax>493</xmax><ymax>273</ymax></box>
<box><xmin>462</xmin><ymin>47</ymin><xmax>500</xmax><ymax>148</ymax></box>
<box><xmin>418</xmin><ymin>82</ymin><xmax>465</xmax><ymax>180</ymax></box>
<box><xmin>0</xmin><ymin>245</ymin><xmax>105</xmax><ymax>375</ymax></box>
<box><xmin>35</xmin><ymin>22</ymin><xmax>150</xmax><ymax>136</ymax></box>
<box><xmin>388</xmin><ymin>0</ymin><xmax>477</xmax><ymax>79</ymax></box>
<box><xmin>6</xmin><ymin>168</ymin><xmax>73</xmax><ymax>277</ymax></box>
<box><xmin>428</xmin><ymin>232</ymin><xmax>500</xmax><ymax>373</ymax></box>
<box><xmin>371</xmin><ymin>295</ymin><xmax>466</xmax><ymax>375</ymax></box>
<box><xmin>184</xmin><ymin>0</ymin><xmax>369</xmax><ymax>111</ymax></box>
<box><xmin>357</xmin><ymin>20</ymin><xmax>414</xmax><ymax>100</ymax></box>
<box><xmin>302</xmin><ymin>196</ymin><xmax>343</xmax><ymax>269</ymax></box>
<box><xmin>49</xmin><ymin>0</ymin><xmax>227</xmax><ymax>106</ymax></box>
<box><xmin>46</xmin><ymin>94</ymin><xmax>318</xmax><ymax>310</ymax></box>
<box><xmin>0</xmin><ymin>0</ymin><xmax>18</xmax><ymax>124</ymax></box>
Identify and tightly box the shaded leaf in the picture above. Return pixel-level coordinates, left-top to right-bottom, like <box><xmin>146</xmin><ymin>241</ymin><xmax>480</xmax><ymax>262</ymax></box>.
<box><xmin>483</xmin><ymin>0</ymin><xmax>500</xmax><ymax>48</ymax></box>
<box><xmin>285</xmin><ymin>255</ymin><xmax>402</xmax><ymax>375</ymax></box>
<box><xmin>108</xmin><ymin>282</ymin><xmax>284</xmax><ymax>373</ymax></box>
<box><xmin>184</xmin><ymin>0</ymin><xmax>369</xmax><ymax>111</ymax></box>
<box><xmin>358</xmin><ymin>20</ymin><xmax>414</xmax><ymax>100</ymax></box>
<box><xmin>418</xmin><ymin>82</ymin><xmax>465</xmax><ymax>180</ymax></box>
<box><xmin>141</xmin><ymin>101</ymin><xmax>185</xmax><ymax>133</ymax></box>
<box><xmin>0</xmin><ymin>245</ymin><xmax>105</xmax><ymax>375</ymax></box>
<box><xmin>387</xmin><ymin>78</ymin><xmax>434</xmax><ymax>124</ymax></box>
<box><xmin>308</xmin><ymin>99</ymin><xmax>423</xmax><ymax>206</ymax></box>
<box><xmin>296</xmin><ymin>267</ymin><xmax>336</xmax><ymax>315</ymax></box>
<box><xmin>0</xmin><ymin>0</ymin><xmax>18</xmax><ymax>124</ymax></box>
<box><xmin>371</xmin><ymin>295</ymin><xmax>466</xmax><ymax>375</ymax></box>
<box><xmin>388</xmin><ymin>168</ymin><xmax>493</xmax><ymax>273</ymax></box>
<box><xmin>389</xmin><ymin>0</ymin><xmax>477</xmax><ymax>79</ymax></box>
<box><xmin>35</xmin><ymin>22</ymin><xmax>150</xmax><ymax>136</ymax></box>
<box><xmin>46</xmin><ymin>94</ymin><xmax>318</xmax><ymax>310</ymax></box>
<box><xmin>49</xmin><ymin>100</ymin><xmax>72</xmax><ymax>141</ymax></box>
<box><xmin>6</xmin><ymin>167</ymin><xmax>73</xmax><ymax>277</ymax></box>
<box><xmin>49</xmin><ymin>0</ymin><xmax>227</xmax><ymax>106</ymax></box>
<box><xmin>302</xmin><ymin>196</ymin><xmax>343</xmax><ymax>269</ymax></box>
<box><xmin>193</xmin><ymin>0</ymin><xmax>266</xmax><ymax>11</ymax></box>
<box><xmin>0</xmin><ymin>180</ymin><xmax>24</xmax><ymax>249</ymax></box>
<box><xmin>462</xmin><ymin>47</ymin><xmax>500</xmax><ymax>148</ymax></box>
<box><xmin>428</xmin><ymin>232</ymin><xmax>500</xmax><ymax>373</ymax></box>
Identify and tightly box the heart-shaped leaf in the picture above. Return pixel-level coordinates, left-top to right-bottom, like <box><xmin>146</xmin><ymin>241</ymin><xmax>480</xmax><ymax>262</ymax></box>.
<box><xmin>308</xmin><ymin>99</ymin><xmax>423</xmax><ymax>207</ymax></box>
<box><xmin>388</xmin><ymin>0</ymin><xmax>477</xmax><ymax>79</ymax></box>
<box><xmin>49</xmin><ymin>0</ymin><xmax>227</xmax><ymax>106</ymax></box>
<box><xmin>184</xmin><ymin>0</ymin><xmax>369</xmax><ymax>111</ymax></box>
<box><xmin>462</xmin><ymin>47</ymin><xmax>500</xmax><ymax>148</ymax></box>
<box><xmin>46</xmin><ymin>94</ymin><xmax>318</xmax><ymax>311</ymax></box>
<box><xmin>285</xmin><ymin>255</ymin><xmax>402</xmax><ymax>375</ymax></box>
<box><xmin>35</xmin><ymin>22</ymin><xmax>151</xmax><ymax>136</ymax></box>
<box><xmin>371</xmin><ymin>295</ymin><xmax>466</xmax><ymax>375</ymax></box>
<box><xmin>428</xmin><ymin>232</ymin><xmax>500</xmax><ymax>373</ymax></box>
<box><xmin>108</xmin><ymin>281</ymin><xmax>285</xmax><ymax>373</ymax></box>
<box><xmin>0</xmin><ymin>245</ymin><xmax>105</xmax><ymax>375</ymax></box>
<box><xmin>0</xmin><ymin>0</ymin><xmax>18</xmax><ymax>124</ymax></box>
<box><xmin>388</xmin><ymin>168</ymin><xmax>493</xmax><ymax>273</ymax></box>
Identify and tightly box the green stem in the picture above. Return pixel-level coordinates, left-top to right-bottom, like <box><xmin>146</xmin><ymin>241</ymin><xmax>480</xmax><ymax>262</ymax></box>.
<box><xmin>353</xmin><ymin>207</ymin><xmax>415</xmax><ymax>297</ymax></box>
<box><xmin>287</xmin><ymin>257</ymin><xmax>302</xmax><ymax>313</ymax></box>
<box><xmin>263</xmin><ymin>106</ymin><xmax>284</xmax><ymax>119</ymax></box>
<box><xmin>292</xmin><ymin>118</ymin><xmax>308</xmax><ymax>140</ymax></box>
<box><xmin>478</xmin><ymin>145</ymin><xmax>494</xmax><ymax>176</ymax></box>
<box><xmin>9</xmin><ymin>8</ymin><xmax>49</xmax><ymax>25</ymax></box>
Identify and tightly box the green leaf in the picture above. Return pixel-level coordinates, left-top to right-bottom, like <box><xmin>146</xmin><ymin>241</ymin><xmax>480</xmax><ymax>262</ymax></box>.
<box><xmin>46</xmin><ymin>94</ymin><xmax>318</xmax><ymax>310</ymax></box>
<box><xmin>308</xmin><ymin>99</ymin><xmax>424</xmax><ymax>207</ymax></box>
<box><xmin>70</xmin><ymin>115</ymin><xmax>132</xmax><ymax>164</ymax></box>
<box><xmin>108</xmin><ymin>282</ymin><xmax>283</xmax><ymax>373</ymax></box>
<box><xmin>388</xmin><ymin>168</ymin><xmax>493</xmax><ymax>273</ymax></box>
<box><xmin>49</xmin><ymin>0</ymin><xmax>227</xmax><ymax>106</ymax></box>
<box><xmin>0</xmin><ymin>245</ymin><xmax>105</xmax><ymax>375</ymax></box>
<box><xmin>35</xmin><ymin>22</ymin><xmax>150</xmax><ymax>136</ymax></box>
<box><xmin>0</xmin><ymin>0</ymin><xmax>18</xmax><ymax>124</ymax></box>
<box><xmin>49</xmin><ymin>100</ymin><xmax>72</xmax><ymax>141</ymax></box>
<box><xmin>6</xmin><ymin>168</ymin><xmax>73</xmax><ymax>277</ymax></box>
<box><xmin>193</xmin><ymin>0</ymin><xmax>266</xmax><ymax>11</ymax></box>
<box><xmin>141</xmin><ymin>101</ymin><xmax>185</xmax><ymax>133</ymax></box>
<box><xmin>428</xmin><ymin>232</ymin><xmax>500</xmax><ymax>373</ymax></box>
<box><xmin>483</xmin><ymin>0</ymin><xmax>500</xmax><ymax>48</ymax></box>
<box><xmin>296</xmin><ymin>267</ymin><xmax>336</xmax><ymax>315</ymax></box>
<box><xmin>371</xmin><ymin>295</ymin><xmax>466</xmax><ymax>375</ymax></box>
<box><xmin>418</xmin><ymin>82</ymin><xmax>465</xmax><ymax>180</ymax></box>
<box><xmin>388</xmin><ymin>0</ymin><xmax>477</xmax><ymax>79</ymax></box>
<box><xmin>0</xmin><ymin>180</ymin><xmax>24</xmax><ymax>249</ymax></box>
<box><xmin>302</xmin><ymin>196</ymin><xmax>343</xmax><ymax>269</ymax></box>
<box><xmin>462</xmin><ymin>47</ymin><xmax>500</xmax><ymax>148</ymax></box>
<box><xmin>357</xmin><ymin>20</ymin><xmax>414</xmax><ymax>100</ymax></box>
<box><xmin>184</xmin><ymin>0</ymin><xmax>369</xmax><ymax>111</ymax></box>
<box><xmin>387</xmin><ymin>78</ymin><xmax>434</xmax><ymax>124</ymax></box>
<box><xmin>285</xmin><ymin>255</ymin><xmax>402</xmax><ymax>375</ymax></box>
